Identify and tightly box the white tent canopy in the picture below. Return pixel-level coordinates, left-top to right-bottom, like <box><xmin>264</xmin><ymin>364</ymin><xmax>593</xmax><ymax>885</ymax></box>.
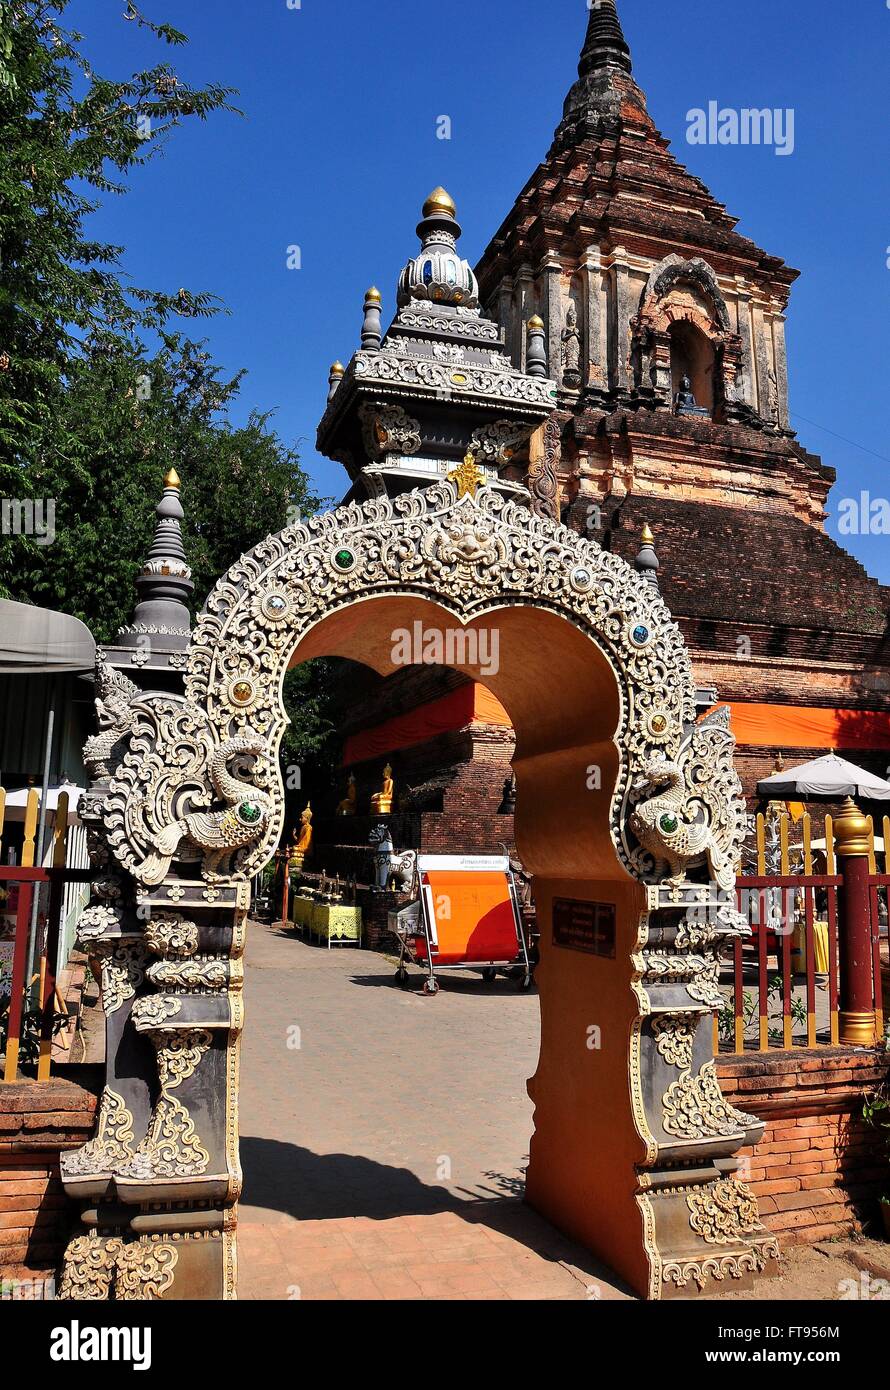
<box><xmin>756</xmin><ymin>752</ymin><xmax>890</xmax><ymax>802</ymax></box>
<box><xmin>3</xmin><ymin>780</ymin><xmax>85</xmax><ymax>825</ymax></box>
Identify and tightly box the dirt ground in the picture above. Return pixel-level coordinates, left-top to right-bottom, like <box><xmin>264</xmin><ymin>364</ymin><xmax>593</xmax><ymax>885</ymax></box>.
<box><xmin>714</xmin><ymin>1236</ymin><xmax>890</xmax><ymax>1301</ymax></box>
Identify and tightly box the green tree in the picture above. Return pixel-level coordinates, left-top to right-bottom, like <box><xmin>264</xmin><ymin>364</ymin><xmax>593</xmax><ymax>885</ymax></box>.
<box><xmin>0</xmin><ymin>0</ymin><xmax>233</xmax><ymax>585</ymax></box>
<box><xmin>0</xmin><ymin>2</ymin><xmax>340</xmax><ymax>773</ymax></box>
<box><xmin>22</xmin><ymin>330</ymin><xmax>323</xmax><ymax>639</ymax></box>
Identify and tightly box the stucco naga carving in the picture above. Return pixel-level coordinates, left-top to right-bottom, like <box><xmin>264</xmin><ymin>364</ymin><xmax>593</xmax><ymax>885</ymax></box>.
<box><xmin>83</xmin><ymin>661</ymin><xmax>140</xmax><ymax>780</ymax></box>
<box><xmin>98</xmin><ymin>693</ymin><xmax>273</xmax><ymax>885</ymax></box>
<box><xmin>136</xmin><ymin>732</ymin><xmax>274</xmax><ymax>884</ymax></box>
<box><xmin>629</xmin><ymin>706</ymin><xmax>743</xmax><ymax>890</ymax></box>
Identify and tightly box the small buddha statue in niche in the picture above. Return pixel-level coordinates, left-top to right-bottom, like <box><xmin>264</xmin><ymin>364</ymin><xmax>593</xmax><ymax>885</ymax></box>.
<box><xmin>336</xmin><ymin>773</ymin><xmax>357</xmax><ymax>817</ymax></box>
<box><xmin>674</xmin><ymin>374</ymin><xmax>709</xmax><ymax>417</ymax></box>
<box><xmin>370</xmin><ymin>763</ymin><xmax>394</xmax><ymax>815</ymax></box>
<box><xmin>290</xmin><ymin>803</ymin><xmax>313</xmax><ymax>867</ymax></box>
<box><xmin>561</xmin><ymin>302</ymin><xmax>582</xmax><ymax>388</ymax></box>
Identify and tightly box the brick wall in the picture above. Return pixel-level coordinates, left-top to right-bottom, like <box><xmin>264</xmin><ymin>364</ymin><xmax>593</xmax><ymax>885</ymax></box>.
<box><xmin>718</xmin><ymin>1048</ymin><xmax>889</xmax><ymax>1245</ymax></box>
<box><xmin>0</xmin><ymin>1071</ymin><xmax>99</xmax><ymax>1281</ymax></box>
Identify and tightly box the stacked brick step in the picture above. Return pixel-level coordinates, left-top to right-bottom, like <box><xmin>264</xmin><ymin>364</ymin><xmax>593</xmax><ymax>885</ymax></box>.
<box><xmin>0</xmin><ymin>1073</ymin><xmax>99</xmax><ymax>1286</ymax></box>
<box><xmin>717</xmin><ymin>1048</ymin><xmax>889</xmax><ymax>1244</ymax></box>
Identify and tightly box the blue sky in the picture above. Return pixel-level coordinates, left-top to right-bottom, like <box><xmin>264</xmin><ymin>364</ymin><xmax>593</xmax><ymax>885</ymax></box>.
<box><xmin>67</xmin><ymin>0</ymin><xmax>890</xmax><ymax>580</ymax></box>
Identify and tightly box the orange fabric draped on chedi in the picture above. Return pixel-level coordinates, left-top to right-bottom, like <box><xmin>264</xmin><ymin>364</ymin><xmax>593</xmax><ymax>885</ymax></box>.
<box><xmin>724</xmin><ymin>703</ymin><xmax>890</xmax><ymax>752</ymax></box>
<box><xmin>342</xmin><ymin>684</ymin><xmax>512</xmax><ymax>765</ymax></box>
<box><xmin>343</xmin><ymin>685</ymin><xmax>890</xmax><ymax>767</ymax></box>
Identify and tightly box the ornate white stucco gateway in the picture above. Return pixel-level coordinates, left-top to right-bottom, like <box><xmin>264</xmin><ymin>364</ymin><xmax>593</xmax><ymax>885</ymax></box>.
<box><xmin>59</xmin><ymin>478</ymin><xmax>778</xmax><ymax>1302</ymax></box>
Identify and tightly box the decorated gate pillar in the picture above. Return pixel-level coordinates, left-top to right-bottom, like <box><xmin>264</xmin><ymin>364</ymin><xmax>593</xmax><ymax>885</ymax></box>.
<box><xmin>60</xmin><ymin>475</ymin><xmax>777</xmax><ymax>1300</ymax></box>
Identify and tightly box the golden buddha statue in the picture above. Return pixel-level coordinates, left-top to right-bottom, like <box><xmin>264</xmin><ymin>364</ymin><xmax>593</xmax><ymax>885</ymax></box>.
<box><xmin>290</xmin><ymin>803</ymin><xmax>313</xmax><ymax>868</ymax></box>
<box><xmin>370</xmin><ymin>763</ymin><xmax>394</xmax><ymax>815</ymax></box>
<box><xmin>336</xmin><ymin>773</ymin><xmax>357</xmax><ymax>817</ymax></box>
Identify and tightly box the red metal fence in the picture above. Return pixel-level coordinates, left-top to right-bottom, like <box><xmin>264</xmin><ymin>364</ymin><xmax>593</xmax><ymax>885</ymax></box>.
<box><xmin>719</xmin><ymin>810</ymin><xmax>887</xmax><ymax>1054</ymax></box>
<box><xmin>0</xmin><ymin>788</ymin><xmax>91</xmax><ymax>1083</ymax></box>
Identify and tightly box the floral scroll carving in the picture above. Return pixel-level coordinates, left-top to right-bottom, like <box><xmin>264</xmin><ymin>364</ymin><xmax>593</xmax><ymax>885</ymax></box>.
<box><xmin>662</xmin><ymin>1061</ymin><xmax>751</xmax><ymax>1141</ymax></box>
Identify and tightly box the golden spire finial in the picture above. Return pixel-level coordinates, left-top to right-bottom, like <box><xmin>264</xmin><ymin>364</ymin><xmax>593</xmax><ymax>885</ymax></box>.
<box><xmin>640</xmin><ymin>523</ymin><xmax>654</xmax><ymax>545</ymax></box>
<box><xmin>527</xmin><ymin>314</ymin><xmax>544</xmax><ymax>331</ymax></box>
<box><xmin>448</xmin><ymin>452</ymin><xmax>485</xmax><ymax>500</ymax></box>
<box><xmin>164</xmin><ymin>467</ymin><xmax>181</xmax><ymax>490</ymax></box>
<box><xmin>423</xmin><ymin>186</ymin><xmax>456</xmax><ymax>219</ymax></box>
<box><xmin>330</xmin><ymin>361</ymin><xmax>345</xmax><ymax>376</ymax></box>
<box><xmin>365</xmin><ymin>286</ymin><xmax>382</xmax><ymax>304</ymax></box>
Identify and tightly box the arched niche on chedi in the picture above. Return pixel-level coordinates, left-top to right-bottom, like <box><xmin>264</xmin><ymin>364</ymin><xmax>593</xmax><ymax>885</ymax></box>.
<box><xmin>631</xmin><ymin>255</ymin><xmax>746</xmax><ymax>422</ymax></box>
<box><xmin>59</xmin><ymin>475</ymin><xmax>778</xmax><ymax>1302</ymax></box>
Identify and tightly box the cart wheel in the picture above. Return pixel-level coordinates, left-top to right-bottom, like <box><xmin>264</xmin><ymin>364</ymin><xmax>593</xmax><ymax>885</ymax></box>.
<box><xmin>482</xmin><ymin>968</ymin><xmax>497</xmax><ymax>983</ymax></box>
<box><xmin>422</xmin><ymin>978</ymin><xmax>439</xmax><ymax>996</ymax></box>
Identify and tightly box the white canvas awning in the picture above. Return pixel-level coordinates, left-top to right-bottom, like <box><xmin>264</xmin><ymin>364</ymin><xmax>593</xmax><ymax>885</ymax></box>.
<box><xmin>0</xmin><ymin>599</ymin><xmax>95</xmax><ymax>675</ymax></box>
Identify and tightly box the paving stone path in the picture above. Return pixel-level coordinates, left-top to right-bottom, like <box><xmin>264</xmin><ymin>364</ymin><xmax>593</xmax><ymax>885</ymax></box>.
<box><xmin>237</xmin><ymin>922</ymin><xmax>632</xmax><ymax>1300</ymax></box>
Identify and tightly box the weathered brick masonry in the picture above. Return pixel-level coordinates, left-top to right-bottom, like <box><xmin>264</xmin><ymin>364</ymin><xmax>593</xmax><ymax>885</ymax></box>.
<box><xmin>0</xmin><ymin>1072</ymin><xmax>99</xmax><ymax>1280</ymax></box>
<box><xmin>718</xmin><ymin>1049</ymin><xmax>890</xmax><ymax>1245</ymax></box>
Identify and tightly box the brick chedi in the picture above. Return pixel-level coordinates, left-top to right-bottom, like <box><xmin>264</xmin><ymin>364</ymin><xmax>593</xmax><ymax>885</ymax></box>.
<box><xmin>474</xmin><ymin>0</ymin><xmax>890</xmax><ymax>798</ymax></box>
<box><xmin>314</xmin><ymin>1</ymin><xmax>890</xmax><ymax>871</ymax></box>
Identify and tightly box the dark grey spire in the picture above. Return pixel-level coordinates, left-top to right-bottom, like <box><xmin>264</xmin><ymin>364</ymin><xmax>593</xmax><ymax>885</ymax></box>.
<box><xmin>634</xmin><ymin>523</ymin><xmax>660</xmax><ymax>592</ymax></box>
<box><xmin>115</xmin><ymin>467</ymin><xmax>194</xmax><ymax>655</ymax></box>
<box><xmin>552</xmin><ymin>1</ymin><xmax>646</xmax><ymax>153</ymax></box>
<box><xmin>579</xmin><ymin>0</ymin><xmax>632</xmax><ymax>77</ymax></box>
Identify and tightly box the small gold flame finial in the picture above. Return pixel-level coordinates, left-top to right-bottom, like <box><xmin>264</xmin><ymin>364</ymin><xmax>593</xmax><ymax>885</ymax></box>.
<box><xmin>448</xmin><ymin>452</ymin><xmax>485</xmax><ymax>500</ymax></box>
<box><xmin>641</xmin><ymin>523</ymin><xmax>654</xmax><ymax>545</ymax></box>
<box><xmin>423</xmin><ymin>187</ymin><xmax>456</xmax><ymax>219</ymax></box>
<box><xmin>330</xmin><ymin>361</ymin><xmax>345</xmax><ymax>376</ymax></box>
<box><xmin>527</xmin><ymin>314</ymin><xmax>545</xmax><ymax>331</ymax></box>
<box><xmin>164</xmin><ymin>467</ymin><xmax>181</xmax><ymax>490</ymax></box>
<box><xmin>365</xmin><ymin>287</ymin><xmax>382</xmax><ymax>304</ymax></box>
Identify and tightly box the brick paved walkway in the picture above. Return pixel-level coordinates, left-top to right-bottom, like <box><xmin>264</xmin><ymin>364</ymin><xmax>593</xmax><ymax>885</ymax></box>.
<box><xmin>238</xmin><ymin>922</ymin><xmax>633</xmax><ymax>1300</ymax></box>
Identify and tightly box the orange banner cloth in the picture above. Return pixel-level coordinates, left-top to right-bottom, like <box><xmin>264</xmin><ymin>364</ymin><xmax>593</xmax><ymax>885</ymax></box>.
<box><xmin>342</xmin><ymin>684</ymin><xmax>511</xmax><ymax>766</ymax></box>
<box><xmin>723</xmin><ymin>703</ymin><xmax>890</xmax><ymax>752</ymax></box>
<box><xmin>344</xmin><ymin>686</ymin><xmax>890</xmax><ymax>766</ymax></box>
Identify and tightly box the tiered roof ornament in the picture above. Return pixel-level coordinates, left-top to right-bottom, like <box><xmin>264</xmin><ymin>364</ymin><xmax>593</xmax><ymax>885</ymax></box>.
<box><xmin>102</xmin><ymin>467</ymin><xmax>194</xmax><ymax>680</ymax></box>
<box><xmin>579</xmin><ymin>0</ymin><xmax>632</xmax><ymax>75</ymax></box>
<box><xmin>317</xmin><ymin>189</ymin><xmax>557</xmax><ymax>501</ymax></box>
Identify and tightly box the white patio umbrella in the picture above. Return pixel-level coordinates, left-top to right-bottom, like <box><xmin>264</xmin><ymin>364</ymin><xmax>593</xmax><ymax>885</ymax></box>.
<box><xmin>756</xmin><ymin>752</ymin><xmax>890</xmax><ymax>802</ymax></box>
<box><xmin>3</xmin><ymin>780</ymin><xmax>85</xmax><ymax>826</ymax></box>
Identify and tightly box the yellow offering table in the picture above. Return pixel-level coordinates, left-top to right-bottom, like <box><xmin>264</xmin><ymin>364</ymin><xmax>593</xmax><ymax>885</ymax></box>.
<box><xmin>310</xmin><ymin>902</ymin><xmax>362</xmax><ymax>949</ymax></box>
<box><xmin>290</xmin><ymin>895</ymin><xmax>315</xmax><ymax>932</ymax></box>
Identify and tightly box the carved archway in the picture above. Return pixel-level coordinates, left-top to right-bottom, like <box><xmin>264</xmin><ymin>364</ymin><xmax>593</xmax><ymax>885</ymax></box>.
<box><xmin>59</xmin><ymin>479</ymin><xmax>778</xmax><ymax>1301</ymax></box>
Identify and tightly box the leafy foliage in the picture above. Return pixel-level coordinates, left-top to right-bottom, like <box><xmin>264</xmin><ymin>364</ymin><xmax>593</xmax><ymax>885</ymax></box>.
<box><xmin>0</xmin><ymin>2</ymin><xmax>339</xmax><ymax>771</ymax></box>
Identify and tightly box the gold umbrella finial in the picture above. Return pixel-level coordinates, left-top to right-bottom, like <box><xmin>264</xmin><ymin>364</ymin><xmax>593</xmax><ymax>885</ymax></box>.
<box><xmin>423</xmin><ymin>186</ymin><xmax>456</xmax><ymax>219</ymax></box>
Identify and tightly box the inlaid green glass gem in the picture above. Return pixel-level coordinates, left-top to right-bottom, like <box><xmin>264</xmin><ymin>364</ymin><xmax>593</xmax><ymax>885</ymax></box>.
<box><xmin>659</xmin><ymin>813</ymin><xmax>679</xmax><ymax>835</ymax></box>
<box><xmin>239</xmin><ymin>802</ymin><xmax>262</xmax><ymax>824</ymax></box>
<box><xmin>334</xmin><ymin>549</ymin><xmax>354</xmax><ymax>570</ymax></box>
